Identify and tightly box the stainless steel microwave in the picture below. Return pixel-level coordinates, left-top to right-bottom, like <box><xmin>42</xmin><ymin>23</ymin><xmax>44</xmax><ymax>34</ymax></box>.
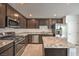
<box><xmin>6</xmin><ymin>17</ymin><xmax>20</xmax><ymax>28</ymax></box>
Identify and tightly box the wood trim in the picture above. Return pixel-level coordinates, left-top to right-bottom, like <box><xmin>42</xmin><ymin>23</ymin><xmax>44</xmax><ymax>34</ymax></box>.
<box><xmin>5</xmin><ymin>3</ymin><xmax>7</xmax><ymax>27</ymax></box>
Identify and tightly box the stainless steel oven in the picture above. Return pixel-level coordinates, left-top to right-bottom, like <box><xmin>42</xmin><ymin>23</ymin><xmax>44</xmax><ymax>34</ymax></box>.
<box><xmin>14</xmin><ymin>36</ymin><xmax>26</xmax><ymax>56</ymax></box>
<box><xmin>0</xmin><ymin>32</ymin><xmax>27</xmax><ymax>56</ymax></box>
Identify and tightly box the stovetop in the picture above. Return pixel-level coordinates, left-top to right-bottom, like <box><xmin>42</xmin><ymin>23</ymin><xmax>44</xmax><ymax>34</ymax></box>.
<box><xmin>0</xmin><ymin>32</ymin><xmax>26</xmax><ymax>44</ymax></box>
<box><xmin>0</xmin><ymin>36</ymin><xmax>25</xmax><ymax>43</ymax></box>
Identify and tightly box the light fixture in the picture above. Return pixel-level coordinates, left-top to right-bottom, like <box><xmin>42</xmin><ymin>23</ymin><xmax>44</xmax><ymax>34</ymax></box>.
<box><xmin>29</xmin><ymin>13</ymin><xmax>32</xmax><ymax>17</ymax></box>
<box><xmin>14</xmin><ymin>14</ymin><xmax>19</xmax><ymax>17</ymax></box>
<box><xmin>54</xmin><ymin>14</ymin><xmax>57</xmax><ymax>17</ymax></box>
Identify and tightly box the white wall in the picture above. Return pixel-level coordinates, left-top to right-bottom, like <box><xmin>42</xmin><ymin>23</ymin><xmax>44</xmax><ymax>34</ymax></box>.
<box><xmin>67</xmin><ymin>48</ymin><xmax>76</xmax><ymax>56</ymax></box>
<box><xmin>66</xmin><ymin>15</ymin><xmax>79</xmax><ymax>44</ymax></box>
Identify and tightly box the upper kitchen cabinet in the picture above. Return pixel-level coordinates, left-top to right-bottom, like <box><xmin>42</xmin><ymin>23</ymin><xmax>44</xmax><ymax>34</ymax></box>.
<box><xmin>7</xmin><ymin>5</ymin><xmax>20</xmax><ymax>22</ymax></box>
<box><xmin>0</xmin><ymin>4</ymin><xmax>6</xmax><ymax>28</ymax></box>
<box><xmin>27</xmin><ymin>19</ymin><xmax>39</xmax><ymax>28</ymax></box>
<box><xmin>56</xmin><ymin>18</ymin><xmax>63</xmax><ymax>23</ymax></box>
<box><xmin>27</xmin><ymin>18</ymin><xmax>63</xmax><ymax>28</ymax></box>
<box><xmin>62</xmin><ymin>16</ymin><xmax>66</xmax><ymax>24</ymax></box>
<box><xmin>39</xmin><ymin>19</ymin><xmax>48</xmax><ymax>25</ymax></box>
<box><xmin>19</xmin><ymin>15</ymin><xmax>27</xmax><ymax>28</ymax></box>
<box><xmin>7</xmin><ymin>4</ymin><xmax>27</xmax><ymax>28</ymax></box>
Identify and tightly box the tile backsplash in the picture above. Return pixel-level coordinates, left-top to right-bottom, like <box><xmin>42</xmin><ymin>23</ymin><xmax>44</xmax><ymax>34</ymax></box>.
<box><xmin>0</xmin><ymin>28</ymin><xmax>52</xmax><ymax>34</ymax></box>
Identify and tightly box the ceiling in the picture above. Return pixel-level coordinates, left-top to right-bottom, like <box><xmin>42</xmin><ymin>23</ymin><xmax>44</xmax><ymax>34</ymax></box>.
<box><xmin>9</xmin><ymin>3</ymin><xmax>79</xmax><ymax>18</ymax></box>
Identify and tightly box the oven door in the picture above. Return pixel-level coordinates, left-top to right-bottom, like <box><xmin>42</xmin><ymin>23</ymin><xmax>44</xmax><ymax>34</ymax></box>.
<box><xmin>15</xmin><ymin>39</ymin><xmax>26</xmax><ymax>56</ymax></box>
<box><xmin>6</xmin><ymin>17</ymin><xmax>20</xmax><ymax>28</ymax></box>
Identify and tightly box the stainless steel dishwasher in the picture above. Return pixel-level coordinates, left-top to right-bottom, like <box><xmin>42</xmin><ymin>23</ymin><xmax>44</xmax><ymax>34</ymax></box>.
<box><xmin>28</xmin><ymin>34</ymin><xmax>42</xmax><ymax>44</ymax></box>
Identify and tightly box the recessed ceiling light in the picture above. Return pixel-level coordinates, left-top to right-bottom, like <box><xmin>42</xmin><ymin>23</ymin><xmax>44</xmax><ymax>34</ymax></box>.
<box><xmin>14</xmin><ymin>14</ymin><xmax>19</xmax><ymax>17</ymax></box>
<box><xmin>29</xmin><ymin>13</ymin><xmax>32</xmax><ymax>17</ymax></box>
<box><xmin>54</xmin><ymin>14</ymin><xmax>57</xmax><ymax>17</ymax></box>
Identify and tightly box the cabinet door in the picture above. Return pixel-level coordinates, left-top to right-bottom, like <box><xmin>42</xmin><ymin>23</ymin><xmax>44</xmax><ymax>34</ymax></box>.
<box><xmin>19</xmin><ymin>16</ymin><xmax>26</xmax><ymax>28</ymax></box>
<box><xmin>57</xmin><ymin>19</ymin><xmax>63</xmax><ymax>23</ymax></box>
<box><xmin>0</xmin><ymin>47</ymin><xmax>13</xmax><ymax>56</ymax></box>
<box><xmin>0</xmin><ymin>4</ymin><xmax>5</xmax><ymax>15</ymax></box>
<box><xmin>7</xmin><ymin>5</ymin><xmax>19</xmax><ymax>21</ymax></box>
<box><xmin>0</xmin><ymin>4</ymin><xmax>6</xmax><ymax>28</ymax></box>
<box><xmin>27</xmin><ymin>19</ymin><xmax>39</xmax><ymax>28</ymax></box>
<box><xmin>0</xmin><ymin>16</ymin><xmax>5</xmax><ymax>28</ymax></box>
<box><xmin>39</xmin><ymin>19</ymin><xmax>48</xmax><ymax>25</ymax></box>
<box><xmin>7</xmin><ymin>5</ymin><xmax>14</xmax><ymax>18</ymax></box>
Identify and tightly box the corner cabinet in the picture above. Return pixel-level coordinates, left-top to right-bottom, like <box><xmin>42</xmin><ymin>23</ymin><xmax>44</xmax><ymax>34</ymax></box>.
<box><xmin>19</xmin><ymin>15</ymin><xmax>27</xmax><ymax>28</ymax></box>
<box><xmin>0</xmin><ymin>4</ymin><xmax>6</xmax><ymax>28</ymax></box>
<box><xmin>7</xmin><ymin>4</ymin><xmax>27</xmax><ymax>28</ymax></box>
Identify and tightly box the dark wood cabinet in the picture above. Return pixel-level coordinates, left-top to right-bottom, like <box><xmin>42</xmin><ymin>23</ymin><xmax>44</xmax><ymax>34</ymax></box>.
<box><xmin>0</xmin><ymin>3</ymin><xmax>63</xmax><ymax>28</ymax></box>
<box><xmin>27</xmin><ymin>18</ymin><xmax>63</xmax><ymax>28</ymax></box>
<box><xmin>7</xmin><ymin>4</ymin><xmax>20</xmax><ymax>22</ymax></box>
<box><xmin>27</xmin><ymin>19</ymin><xmax>39</xmax><ymax>28</ymax></box>
<box><xmin>19</xmin><ymin>15</ymin><xmax>26</xmax><ymax>28</ymax></box>
<box><xmin>0</xmin><ymin>4</ymin><xmax>6</xmax><ymax>28</ymax></box>
<box><xmin>0</xmin><ymin>3</ymin><xmax>27</xmax><ymax>28</ymax></box>
<box><xmin>39</xmin><ymin>19</ymin><xmax>48</xmax><ymax>25</ymax></box>
<box><xmin>45</xmin><ymin>48</ymin><xmax>67</xmax><ymax>56</ymax></box>
<box><xmin>7</xmin><ymin>4</ymin><xmax>27</xmax><ymax>28</ymax></box>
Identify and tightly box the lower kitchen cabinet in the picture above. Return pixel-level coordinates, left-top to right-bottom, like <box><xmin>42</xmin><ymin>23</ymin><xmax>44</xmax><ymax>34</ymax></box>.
<box><xmin>0</xmin><ymin>46</ymin><xmax>14</xmax><ymax>56</ymax></box>
<box><xmin>0</xmin><ymin>42</ymin><xmax>14</xmax><ymax>56</ymax></box>
<box><xmin>45</xmin><ymin>48</ymin><xmax>67</xmax><ymax>56</ymax></box>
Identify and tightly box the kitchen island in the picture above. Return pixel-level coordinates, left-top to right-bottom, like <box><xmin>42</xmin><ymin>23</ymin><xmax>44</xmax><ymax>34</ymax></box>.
<box><xmin>42</xmin><ymin>36</ymin><xmax>75</xmax><ymax>56</ymax></box>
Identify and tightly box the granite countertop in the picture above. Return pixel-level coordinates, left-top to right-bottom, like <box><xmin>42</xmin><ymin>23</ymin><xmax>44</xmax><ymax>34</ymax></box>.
<box><xmin>42</xmin><ymin>36</ymin><xmax>75</xmax><ymax>48</ymax></box>
<box><xmin>15</xmin><ymin>32</ymin><xmax>53</xmax><ymax>36</ymax></box>
<box><xmin>0</xmin><ymin>40</ymin><xmax>14</xmax><ymax>48</ymax></box>
<box><xmin>15</xmin><ymin>33</ymin><xmax>28</xmax><ymax>36</ymax></box>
